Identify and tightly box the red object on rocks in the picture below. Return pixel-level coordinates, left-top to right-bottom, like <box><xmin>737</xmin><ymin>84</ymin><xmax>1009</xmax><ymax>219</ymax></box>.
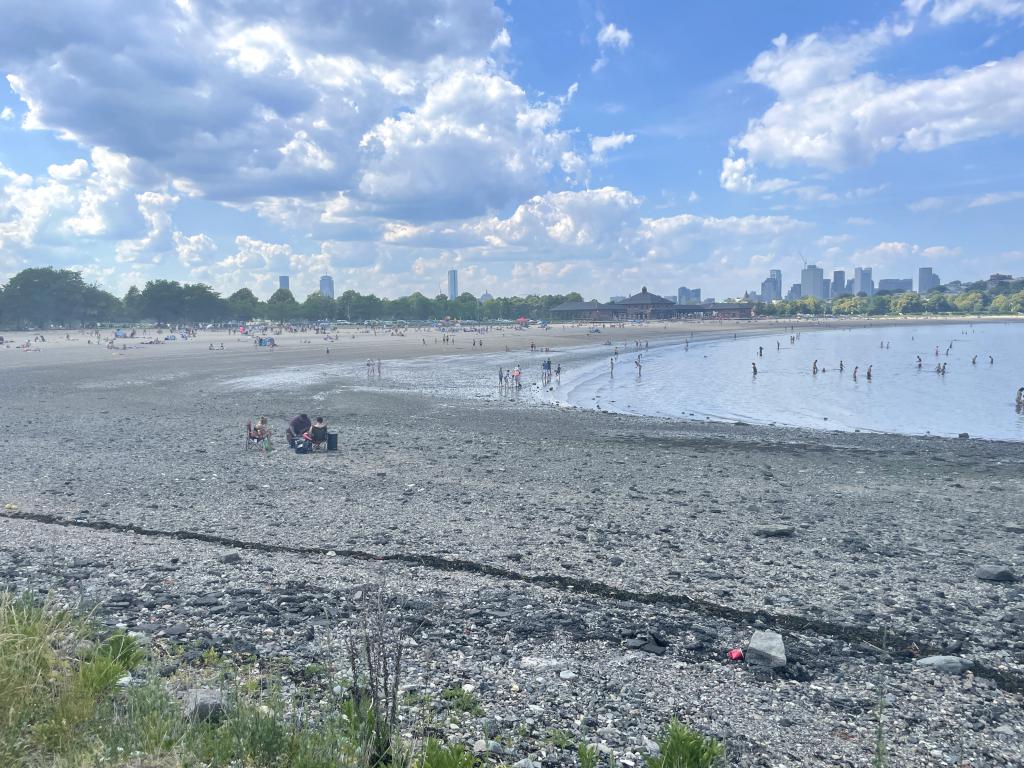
<box><xmin>727</xmin><ymin>648</ymin><xmax>744</xmax><ymax>661</ymax></box>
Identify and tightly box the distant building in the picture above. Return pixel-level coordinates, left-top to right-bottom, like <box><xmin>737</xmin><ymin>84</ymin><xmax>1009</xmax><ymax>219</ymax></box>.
<box><xmin>822</xmin><ymin>278</ymin><xmax>832</xmax><ymax>298</ymax></box>
<box><xmin>918</xmin><ymin>267</ymin><xmax>940</xmax><ymax>294</ymax></box>
<box><xmin>832</xmin><ymin>270</ymin><xmax>847</xmax><ymax>297</ymax></box>
<box><xmin>760</xmin><ymin>273</ymin><xmax>782</xmax><ymax>302</ymax></box>
<box><xmin>447</xmin><ymin>269</ymin><xmax>458</xmax><ymax>301</ymax></box>
<box><xmin>279</xmin><ymin>275</ymin><xmax>289</xmax><ymax>291</ymax></box>
<box><xmin>800</xmin><ymin>264</ymin><xmax>826</xmax><ymax>300</ymax></box>
<box><xmin>786</xmin><ymin>283</ymin><xmax>802</xmax><ymax>301</ymax></box>
<box><xmin>479</xmin><ymin>290</ymin><xmax>493</xmax><ymax>303</ymax></box>
<box><xmin>853</xmin><ymin>267</ymin><xmax>874</xmax><ymax>297</ymax></box>
<box><xmin>319</xmin><ymin>274</ymin><xmax>335</xmax><ymax>299</ymax></box>
<box><xmin>677</xmin><ymin>286</ymin><xmax>701</xmax><ymax>304</ymax></box>
<box><xmin>551</xmin><ymin>287</ymin><xmax>753</xmax><ymax>321</ymax></box>
<box><xmin>988</xmin><ymin>273</ymin><xmax>1013</xmax><ymax>288</ymax></box>
<box><xmin>878</xmin><ymin>278</ymin><xmax>913</xmax><ymax>293</ymax></box>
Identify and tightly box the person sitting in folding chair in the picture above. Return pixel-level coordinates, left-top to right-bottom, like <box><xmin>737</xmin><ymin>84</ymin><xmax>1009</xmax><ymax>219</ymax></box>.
<box><xmin>246</xmin><ymin>416</ymin><xmax>272</xmax><ymax>451</ymax></box>
<box><xmin>286</xmin><ymin>413</ymin><xmax>311</xmax><ymax>448</ymax></box>
<box><xmin>308</xmin><ymin>416</ymin><xmax>328</xmax><ymax>450</ymax></box>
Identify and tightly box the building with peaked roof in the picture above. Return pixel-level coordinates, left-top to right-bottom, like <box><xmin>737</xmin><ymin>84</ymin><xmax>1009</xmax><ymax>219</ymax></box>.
<box><xmin>550</xmin><ymin>287</ymin><xmax>753</xmax><ymax>321</ymax></box>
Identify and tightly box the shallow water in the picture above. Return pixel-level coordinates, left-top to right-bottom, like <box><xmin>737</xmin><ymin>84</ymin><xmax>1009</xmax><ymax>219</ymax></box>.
<box><xmin>555</xmin><ymin>322</ymin><xmax>1024</xmax><ymax>441</ymax></box>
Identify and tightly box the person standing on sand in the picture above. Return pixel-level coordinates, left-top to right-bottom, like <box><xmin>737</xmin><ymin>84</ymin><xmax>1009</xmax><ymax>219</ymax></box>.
<box><xmin>866</xmin><ymin>365</ymin><xmax>872</xmax><ymax>381</ymax></box>
<box><xmin>635</xmin><ymin>357</ymin><xmax>642</xmax><ymax>376</ymax></box>
<box><xmin>759</xmin><ymin>346</ymin><xmax>763</xmax><ymax>357</ymax></box>
<box><xmin>610</xmin><ymin>357</ymin><xmax>615</xmax><ymax>375</ymax></box>
<box><xmin>751</xmin><ymin>362</ymin><xmax>758</xmax><ymax>376</ymax></box>
<box><xmin>853</xmin><ymin>366</ymin><xmax>858</xmax><ymax>380</ymax></box>
<box><xmin>812</xmin><ymin>360</ymin><xmax>818</xmax><ymax>375</ymax></box>
<box><xmin>1016</xmin><ymin>387</ymin><xmax>1023</xmax><ymax>407</ymax></box>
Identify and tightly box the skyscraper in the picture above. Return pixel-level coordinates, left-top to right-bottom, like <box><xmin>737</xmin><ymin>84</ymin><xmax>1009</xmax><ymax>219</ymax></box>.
<box><xmin>760</xmin><ymin>272</ymin><xmax>782</xmax><ymax>302</ymax></box>
<box><xmin>319</xmin><ymin>275</ymin><xmax>335</xmax><ymax>299</ymax></box>
<box><xmin>918</xmin><ymin>267</ymin><xmax>940</xmax><ymax>294</ymax></box>
<box><xmin>677</xmin><ymin>286</ymin><xmax>701</xmax><ymax>304</ymax></box>
<box><xmin>279</xmin><ymin>275</ymin><xmax>289</xmax><ymax>291</ymax></box>
<box><xmin>853</xmin><ymin>267</ymin><xmax>874</xmax><ymax>296</ymax></box>
<box><xmin>800</xmin><ymin>264</ymin><xmax>825</xmax><ymax>300</ymax></box>
<box><xmin>447</xmin><ymin>269</ymin><xmax>458</xmax><ymax>301</ymax></box>
<box><xmin>832</xmin><ymin>270</ymin><xmax>846</xmax><ymax>297</ymax></box>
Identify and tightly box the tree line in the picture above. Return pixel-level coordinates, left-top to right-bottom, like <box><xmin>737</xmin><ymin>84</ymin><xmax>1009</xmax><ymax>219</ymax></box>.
<box><xmin>755</xmin><ymin>280</ymin><xmax>1024</xmax><ymax>317</ymax></box>
<box><xmin>0</xmin><ymin>267</ymin><xmax>583</xmax><ymax>328</ymax></box>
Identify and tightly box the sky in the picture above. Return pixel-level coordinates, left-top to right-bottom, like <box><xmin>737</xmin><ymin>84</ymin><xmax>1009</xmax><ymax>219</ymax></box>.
<box><xmin>0</xmin><ymin>0</ymin><xmax>1022</xmax><ymax>302</ymax></box>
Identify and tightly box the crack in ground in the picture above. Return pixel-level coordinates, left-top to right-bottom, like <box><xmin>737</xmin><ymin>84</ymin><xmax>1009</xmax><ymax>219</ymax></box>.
<box><xmin>3</xmin><ymin>509</ymin><xmax>1021</xmax><ymax>694</ymax></box>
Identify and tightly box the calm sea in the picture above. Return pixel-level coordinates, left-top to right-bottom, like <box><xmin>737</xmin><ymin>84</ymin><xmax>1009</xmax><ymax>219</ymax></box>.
<box><xmin>553</xmin><ymin>322</ymin><xmax>1024</xmax><ymax>441</ymax></box>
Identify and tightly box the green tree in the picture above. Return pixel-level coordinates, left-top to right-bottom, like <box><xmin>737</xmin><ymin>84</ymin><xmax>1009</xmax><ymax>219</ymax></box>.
<box><xmin>123</xmin><ymin>286</ymin><xmax>143</xmax><ymax>321</ymax></box>
<box><xmin>301</xmin><ymin>291</ymin><xmax>335</xmax><ymax>320</ymax></box>
<box><xmin>0</xmin><ymin>267</ymin><xmax>120</xmax><ymax>328</ymax></box>
<box><xmin>266</xmin><ymin>288</ymin><xmax>300</xmax><ymax>321</ymax></box>
<box><xmin>139</xmin><ymin>280</ymin><xmax>185</xmax><ymax>323</ymax></box>
<box><xmin>181</xmin><ymin>283</ymin><xmax>227</xmax><ymax>322</ymax></box>
<box><xmin>890</xmin><ymin>292</ymin><xmax>923</xmax><ymax>314</ymax></box>
<box><xmin>226</xmin><ymin>288</ymin><xmax>262</xmax><ymax>321</ymax></box>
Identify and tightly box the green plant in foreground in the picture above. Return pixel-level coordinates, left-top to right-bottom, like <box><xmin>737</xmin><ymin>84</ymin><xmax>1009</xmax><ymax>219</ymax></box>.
<box><xmin>644</xmin><ymin>719</ymin><xmax>724</xmax><ymax>768</ymax></box>
<box><xmin>440</xmin><ymin>686</ymin><xmax>484</xmax><ymax>717</ymax></box>
<box><xmin>578</xmin><ymin>742</ymin><xmax>599</xmax><ymax>768</ymax></box>
<box><xmin>415</xmin><ymin>738</ymin><xmax>476</xmax><ymax>768</ymax></box>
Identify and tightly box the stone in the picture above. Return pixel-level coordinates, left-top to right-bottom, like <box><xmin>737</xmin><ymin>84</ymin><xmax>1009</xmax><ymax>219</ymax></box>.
<box><xmin>163</xmin><ymin>622</ymin><xmax>188</xmax><ymax>636</ymax></box>
<box><xmin>976</xmin><ymin>565</ymin><xmax>1017</xmax><ymax>582</ymax></box>
<box><xmin>958</xmin><ymin>432</ymin><xmax>970</xmax><ymax>439</ymax></box>
<box><xmin>746</xmin><ymin>630</ymin><xmax>787</xmax><ymax>668</ymax></box>
<box><xmin>473</xmin><ymin>739</ymin><xmax>503</xmax><ymax>754</ymax></box>
<box><xmin>559</xmin><ymin>669</ymin><xmax>577</xmax><ymax>680</ymax></box>
<box><xmin>639</xmin><ymin>641</ymin><xmax>667</xmax><ymax>656</ymax></box>
<box><xmin>219</xmin><ymin>553</ymin><xmax>242</xmax><ymax>564</ymax></box>
<box><xmin>753</xmin><ymin>525</ymin><xmax>795</xmax><ymax>538</ymax></box>
<box><xmin>915</xmin><ymin>656</ymin><xmax>972</xmax><ymax>675</ymax></box>
<box><xmin>184</xmin><ymin>688</ymin><xmax>226</xmax><ymax>721</ymax></box>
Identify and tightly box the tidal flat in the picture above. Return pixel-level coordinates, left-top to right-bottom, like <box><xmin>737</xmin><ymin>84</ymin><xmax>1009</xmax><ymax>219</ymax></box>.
<box><xmin>1</xmin><ymin>324</ymin><xmax>1022</xmax><ymax>766</ymax></box>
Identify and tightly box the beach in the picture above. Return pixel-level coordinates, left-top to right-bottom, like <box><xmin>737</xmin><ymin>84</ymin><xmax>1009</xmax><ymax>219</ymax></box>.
<box><xmin>1</xmin><ymin>320</ymin><xmax>1023</xmax><ymax>766</ymax></box>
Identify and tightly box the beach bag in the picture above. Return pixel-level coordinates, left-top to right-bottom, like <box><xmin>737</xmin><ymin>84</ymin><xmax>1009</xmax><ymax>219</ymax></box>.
<box><xmin>295</xmin><ymin>440</ymin><xmax>311</xmax><ymax>454</ymax></box>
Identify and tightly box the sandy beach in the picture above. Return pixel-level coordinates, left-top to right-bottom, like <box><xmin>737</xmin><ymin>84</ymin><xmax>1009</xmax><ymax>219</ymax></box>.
<box><xmin>1</xmin><ymin>319</ymin><xmax>1023</xmax><ymax>766</ymax></box>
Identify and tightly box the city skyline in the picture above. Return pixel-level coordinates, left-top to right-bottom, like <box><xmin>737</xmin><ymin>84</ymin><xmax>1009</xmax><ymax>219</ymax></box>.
<box><xmin>2</xmin><ymin>2</ymin><xmax>1022</xmax><ymax>301</ymax></box>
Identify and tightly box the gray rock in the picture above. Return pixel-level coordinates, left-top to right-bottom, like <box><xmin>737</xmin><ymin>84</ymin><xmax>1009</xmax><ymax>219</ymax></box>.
<box><xmin>976</xmin><ymin>565</ymin><xmax>1017</xmax><ymax>582</ymax></box>
<box><xmin>559</xmin><ymin>669</ymin><xmax>577</xmax><ymax>680</ymax></box>
<box><xmin>163</xmin><ymin>622</ymin><xmax>188</xmax><ymax>636</ymax></box>
<box><xmin>915</xmin><ymin>656</ymin><xmax>972</xmax><ymax>675</ymax></box>
<box><xmin>746</xmin><ymin>630</ymin><xmax>787</xmax><ymax>668</ymax></box>
<box><xmin>184</xmin><ymin>688</ymin><xmax>226</xmax><ymax>721</ymax></box>
<box><xmin>473</xmin><ymin>739</ymin><xmax>504</xmax><ymax>754</ymax></box>
<box><xmin>219</xmin><ymin>552</ymin><xmax>242</xmax><ymax>564</ymax></box>
<box><xmin>753</xmin><ymin>525</ymin><xmax>795</xmax><ymax>538</ymax></box>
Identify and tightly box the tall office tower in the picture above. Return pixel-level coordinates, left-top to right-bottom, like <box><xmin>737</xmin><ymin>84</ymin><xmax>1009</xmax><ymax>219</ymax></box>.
<box><xmin>853</xmin><ymin>267</ymin><xmax>874</xmax><ymax>296</ymax></box>
<box><xmin>800</xmin><ymin>264</ymin><xmax>825</xmax><ymax>300</ymax></box>
<box><xmin>447</xmin><ymin>269</ymin><xmax>458</xmax><ymax>301</ymax></box>
<box><xmin>832</xmin><ymin>270</ymin><xmax>846</xmax><ymax>297</ymax></box>
<box><xmin>918</xmin><ymin>267</ymin><xmax>940</xmax><ymax>294</ymax></box>
<box><xmin>319</xmin><ymin>275</ymin><xmax>335</xmax><ymax>299</ymax></box>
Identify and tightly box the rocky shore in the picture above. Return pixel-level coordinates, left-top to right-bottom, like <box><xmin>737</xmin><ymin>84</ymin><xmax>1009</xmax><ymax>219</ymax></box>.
<box><xmin>1</xmin><ymin>342</ymin><xmax>1022</xmax><ymax>766</ymax></box>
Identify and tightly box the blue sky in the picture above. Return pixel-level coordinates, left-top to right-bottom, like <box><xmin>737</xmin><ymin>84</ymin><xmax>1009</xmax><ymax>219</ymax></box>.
<box><xmin>1</xmin><ymin>0</ymin><xmax>1022</xmax><ymax>300</ymax></box>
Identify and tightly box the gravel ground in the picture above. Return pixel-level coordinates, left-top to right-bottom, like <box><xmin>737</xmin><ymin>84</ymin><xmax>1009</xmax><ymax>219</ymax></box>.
<box><xmin>1</xmin><ymin>343</ymin><xmax>1022</xmax><ymax>766</ymax></box>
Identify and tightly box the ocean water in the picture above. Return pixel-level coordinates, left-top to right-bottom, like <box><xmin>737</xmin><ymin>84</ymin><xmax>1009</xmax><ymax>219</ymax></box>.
<box><xmin>552</xmin><ymin>322</ymin><xmax>1024</xmax><ymax>441</ymax></box>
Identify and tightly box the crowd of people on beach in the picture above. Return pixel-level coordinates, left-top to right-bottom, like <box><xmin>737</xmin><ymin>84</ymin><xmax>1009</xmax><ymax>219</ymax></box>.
<box><xmin>247</xmin><ymin>413</ymin><xmax>332</xmax><ymax>454</ymax></box>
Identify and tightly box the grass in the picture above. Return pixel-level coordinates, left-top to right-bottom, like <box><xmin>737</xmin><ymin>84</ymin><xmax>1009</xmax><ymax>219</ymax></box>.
<box><xmin>644</xmin><ymin>719</ymin><xmax>725</xmax><ymax>768</ymax></box>
<box><xmin>0</xmin><ymin>591</ymin><xmax>729</xmax><ymax>768</ymax></box>
<box><xmin>439</xmin><ymin>686</ymin><xmax>484</xmax><ymax>717</ymax></box>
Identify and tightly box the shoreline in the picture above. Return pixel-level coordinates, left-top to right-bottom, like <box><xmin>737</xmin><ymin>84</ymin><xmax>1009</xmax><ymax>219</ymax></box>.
<box><xmin>1</xmin><ymin>325</ymin><xmax>1023</xmax><ymax>765</ymax></box>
